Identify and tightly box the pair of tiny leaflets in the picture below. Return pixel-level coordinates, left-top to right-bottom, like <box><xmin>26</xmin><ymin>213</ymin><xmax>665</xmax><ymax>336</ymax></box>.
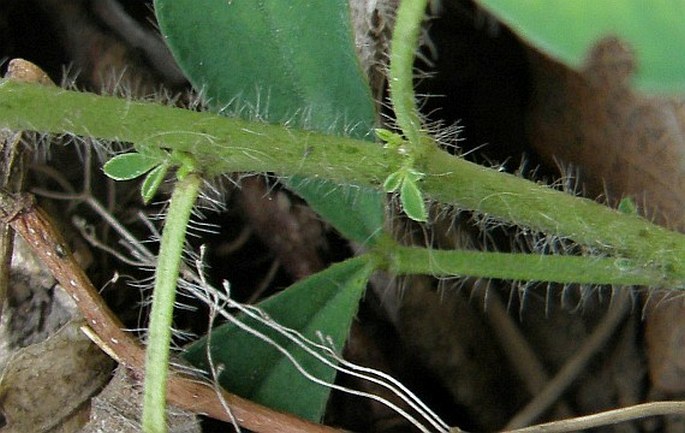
<box><xmin>377</xmin><ymin>128</ymin><xmax>427</xmax><ymax>222</ymax></box>
<box><xmin>103</xmin><ymin>148</ymin><xmax>195</xmax><ymax>203</ymax></box>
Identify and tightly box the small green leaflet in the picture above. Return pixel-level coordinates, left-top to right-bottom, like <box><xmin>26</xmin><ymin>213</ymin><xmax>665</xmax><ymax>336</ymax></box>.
<box><xmin>383</xmin><ymin>170</ymin><xmax>404</xmax><ymax>193</ymax></box>
<box><xmin>104</xmin><ymin>150</ymin><xmax>198</xmax><ymax>203</ymax></box>
<box><xmin>103</xmin><ymin>153</ymin><xmax>161</xmax><ymax>181</ymax></box>
<box><xmin>383</xmin><ymin>167</ymin><xmax>427</xmax><ymax>222</ymax></box>
<box><xmin>140</xmin><ymin>164</ymin><xmax>169</xmax><ymax>204</ymax></box>
<box><xmin>376</xmin><ymin>128</ymin><xmax>427</xmax><ymax>221</ymax></box>
<box><xmin>375</xmin><ymin>128</ymin><xmax>405</xmax><ymax>149</ymax></box>
<box><xmin>104</xmin><ymin>152</ymin><xmax>168</xmax><ymax>204</ymax></box>
<box><xmin>400</xmin><ymin>172</ymin><xmax>427</xmax><ymax>222</ymax></box>
<box><xmin>614</xmin><ymin>257</ymin><xmax>635</xmax><ymax>272</ymax></box>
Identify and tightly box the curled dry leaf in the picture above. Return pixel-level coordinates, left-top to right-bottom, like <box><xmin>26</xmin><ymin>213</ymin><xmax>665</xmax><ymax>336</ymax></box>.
<box><xmin>526</xmin><ymin>37</ymin><xmax>685</xmax><ymax>395</ymax></box>
<box><xmin>527</xmin><ymin>37</ymin><xmax>684</xmax><ymax>229</ymax></box>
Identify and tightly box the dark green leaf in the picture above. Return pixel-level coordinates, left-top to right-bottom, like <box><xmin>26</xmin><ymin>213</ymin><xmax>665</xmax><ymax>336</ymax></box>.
<box><xmin>183</xmin><ymin>256</ymin><xmax>374</xmax><ymax>422</ymax></box>
<box><xmin>155</xmin><ymin>0</ymin><xmax>376</xmax><ymax>132</ymax></box>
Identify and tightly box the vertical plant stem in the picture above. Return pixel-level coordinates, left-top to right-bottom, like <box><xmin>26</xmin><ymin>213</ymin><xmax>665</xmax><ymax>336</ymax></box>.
<box><xmin>142</xmin><ymin>172</ymin><xmax>201</xmax><ymax>433</ymax></box>
<box><xmin>389</xmin><ymin>0</ymin><xmax>428</xmax><ymax>149</ymax></box>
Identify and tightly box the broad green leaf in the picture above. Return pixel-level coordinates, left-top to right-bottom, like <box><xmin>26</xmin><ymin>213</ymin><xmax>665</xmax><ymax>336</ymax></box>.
<box><xmin>477</xmin><ymin>0</ymin><xmax>685</xmax><ymax>93</ymax></box>
<box><xmin>103</xmin><ymin>153</ymin><xmax>160</xmax><ymax>181</ymax></box>
<box><xmin>400</xmin><ymin>176</ymin><xmax>427</xmax><ymax>222</ymax></box>
<box><xmin>183</xmin><ymin>256</ymin><xmax>374</xmax><ymax>422</ymax></box>
<box><xmin>140</xmin><ymin>163</ymin><xmax>168</xmax><ymax>204</ymax></box>
<box><xmin>155</xmin><ymin>0</ymin><xmax>376</xmax><ymax>131</ymax></box>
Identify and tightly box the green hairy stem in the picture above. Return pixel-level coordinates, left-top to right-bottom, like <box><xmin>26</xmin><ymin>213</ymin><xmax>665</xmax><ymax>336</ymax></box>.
<box><xmin>0</xmin><ymin>80</ymin><xmax>683</xmax><ymax>287</ymax></box>
<box><xmin>142</xmin><ymin>172</ymin><xmax>201</xmax><ymax>433</ymax></box>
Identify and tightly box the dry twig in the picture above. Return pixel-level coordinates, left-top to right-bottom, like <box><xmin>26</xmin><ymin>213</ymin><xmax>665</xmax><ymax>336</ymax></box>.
<box><xmin>0</xmin><ymin>189</ymin><xmax>343</xmax><ymax>433</ymax></box>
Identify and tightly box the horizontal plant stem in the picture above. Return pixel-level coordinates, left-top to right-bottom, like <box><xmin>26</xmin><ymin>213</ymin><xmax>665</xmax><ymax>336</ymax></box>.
<box><xmin>387</xmin><ymin>246</ymin><xmax>666</xmax><ymax>286</ymax></box>
<box><xmin>0</xmin><ymin>81</ymin><xmax>396</xmax><ymax>183</ymax></box>
<box><xmin>418</xmin><ymin>147</ymin><xmax>685</xmax><ymax>282</ymax></box>
<box><xmin>0</xmin><ymin>81</ymin><xmax>684</xmax><ymax>286</ymax></box>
